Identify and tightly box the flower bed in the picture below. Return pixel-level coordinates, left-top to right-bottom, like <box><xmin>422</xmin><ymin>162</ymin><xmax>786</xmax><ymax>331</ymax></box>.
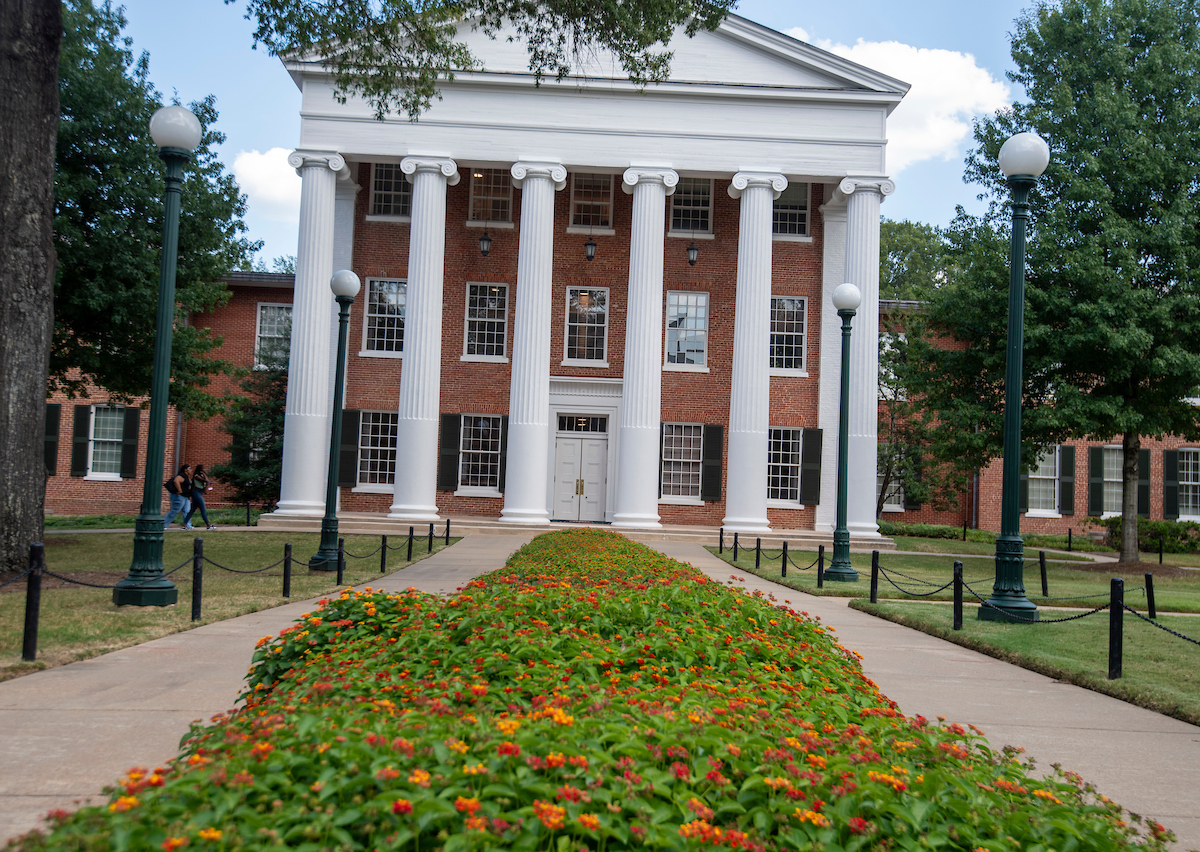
<box><xmin>11</xmin><ymin>530</ymin><xmax>1171</xmax><ymax>851</ymax></box>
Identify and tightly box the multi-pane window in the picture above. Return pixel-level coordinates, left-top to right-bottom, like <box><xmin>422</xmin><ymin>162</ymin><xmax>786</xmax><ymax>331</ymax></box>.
<box><xmin>365</xmin><ymin>278</ymin><xmax>406</xmax><ymax>353</ymax></box>
<box><xmin>566</xmin><ymin>288</ymin><xmax>608</xmax><ymax>362</ymax></box>
<box><xmin>469</xmin><ymin>169</ymin><xmax>512</xmax><ymax>222</ymax></box>
<box><xmin>358</xmin><ymin>412</ymin><xmax>398</xmax><ymax>485</ymax></box>
<box><xmin>773</xmin><ymin>182</ymin><xmax>809</xmax><ymax>235</ymax></box>
<box><xmin>665</xmin><ymin>291</ymin><xmax>709</xmax><ymax>366</ymax></box>
<box><xmin>465</xmin><ymin>283</ymin><xmax>508</xmax><ymax>358</ymax></box>
<box><xmin>767</xmin><ymin>428</ymin><xmax>802</xmax><ymax>502</ymax></box>
<box><xmin>558</xmin><ymin>415</ymin><xmax>608</xmax><ymax>433</ymax></box>
<box><xmin>459</xmin><ymin>415</ymin><xmax>503</xmax><ymax>489</ymax></box>
<box><xmin>769</xmin><ymin>296</ymin><xmax>806</xmax><ymax>370</ymax></box>
<box><xmin>878</xmin><ymin>473</ymin><xmax>904</xmax><ymax>510</ymax></box>
<box><xmin>671</xmin><ymin>178</ymin><xmax>712</xmax><ymax>233</ymax></box>
<box><xmin>571</xmin><ymin>174</ymin><xmax>613</xmax><ymax>227</ymax></box>
<box><xmin>662</xmin><ymin>424</ymin><xmax>704</xmax><ymax>498</ymax></box>
<box><xmin>1180</xmin><ymin>449</ymin><xmax>1200</xmax><ymax>516</ymax></box>
<box><xmin>89</xmin><ymin>406</ymin><xmax>125</xmax><ymax>476</ymax></box>
<box><xmin>255</xmin><ymin>304</ymin><xmax>291</xmax><ymax>369</ymax></box>
<box><xmin>1027</xmin><ymin>448</ymin><xmax>1059</xmax><ymax>512</ymax></box>
<box><xmin>370</xmin><ymin>163</ymin><xmax>412</xmax><ymax>217</ymax></box>
<box><xmin>1103</xmin><ymin>446</ymin><xmax>1123</xmax><ymax>513</ymax></box>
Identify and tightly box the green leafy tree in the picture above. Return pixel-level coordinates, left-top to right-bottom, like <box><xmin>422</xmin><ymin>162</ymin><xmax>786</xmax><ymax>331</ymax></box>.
<box><xmin>879</xmin><ymin>219</ymin><xmax>950</xmax><ymax>302</ymax></box>
<box><xmin>901</xmin><ymin>0</ymin><xmax>1200</xmax><ymax>562</ymax></box>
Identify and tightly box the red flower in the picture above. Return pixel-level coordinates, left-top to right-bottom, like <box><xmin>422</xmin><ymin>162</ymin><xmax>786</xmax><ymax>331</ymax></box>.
<box><xmin>671</xmin><ymin>761</ymin><xmax>690</xmax><ymax>780</ymax></box>
<box><xmin>392</xmin><ymin>798</ymin><xmax>413</xmax><ymax>815</ymax></box>
<box><xmin>848</xmin><ymin>817</ymin><xmax>872</xmax><ymax>835</ymax></box>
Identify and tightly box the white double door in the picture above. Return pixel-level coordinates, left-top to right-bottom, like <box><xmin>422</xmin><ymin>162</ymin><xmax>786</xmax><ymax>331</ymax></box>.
<box><xmin>552</xmin><ymin>436</ymin><xmax>608</xmax><ymax>522</ymax></box>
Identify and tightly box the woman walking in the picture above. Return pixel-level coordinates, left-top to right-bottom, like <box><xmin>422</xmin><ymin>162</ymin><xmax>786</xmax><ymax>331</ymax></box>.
<box><xmin>163</xmin><ymin>464</ymin><xmax>193</xmax><ymax>529</ymax></box>
<box><xmin>185</xmin><ymin>464</ymin><xmax>216</xmax><ymax>530</ymax></box>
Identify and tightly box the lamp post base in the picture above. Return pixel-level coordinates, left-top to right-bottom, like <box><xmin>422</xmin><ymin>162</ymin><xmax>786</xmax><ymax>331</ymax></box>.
<box><xmin>977</xmin><ymin>597</ymin><xmax>1040</xmax><ymax>622</ymax></box>
<box><xmin>309</xmin><ymin>517</ymin><xmax>340</xmax><ymax>572</ymax></box>
<box><xmin>113</xmin><ymin>515</ymin><xmax>179</xmax><ymax>607</ymax></box>
<box><xmin>978</xmin><ymin>535</ymin><xmax>1038</xmax><ymax>621</ymax></box>
<box><xmin>825</xmin><ymin>528</ymin><xmax>858</xmax><ymax>582</ymax></box>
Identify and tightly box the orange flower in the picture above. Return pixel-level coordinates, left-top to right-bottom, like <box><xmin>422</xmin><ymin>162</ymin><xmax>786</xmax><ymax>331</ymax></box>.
<box><xmin>108</xmin><ymin>796</ymin><xmax>139</xmax><ymax>813</ymax></box>
<box><xmin>455</xmin><ymin>796</ymin><xmax>481</xmax><ymax>816</ymax></box>
<box><xmin>793</xmin><ymin>808</ymin><xmax>830</xmax><ymax>827</ymax></box>
<box><xmin>161</xmin><ymin>838</ymin><xmax>188</xmax><ymax>851</ymax></box>
<box><xmin>197</xmin><ymin>828</ymin><xmax>222</xmax><ymax>841</ymax></box>
<box><xmin>464</xmin><ymin>816</ymin><xmax>488</xmax><ymax>831</ymax></box>
<box><xmin>376</xmin><ymin>766</ymin><xmax>401</xmax><ymax>781</ymax></box>
<box><xmin>408</xmin><ymin>768</ymin><xmax>431</xmax><ymax>787</ymax></box>
<box><xmin>533</xmin><ymin>799</ymin><xmax>567</xmax><ymax>830</ymax></box>
<box><xmin>578</xmin><ymin>813</ymin><xmax>601</xmax><ymax>832</ymax></box>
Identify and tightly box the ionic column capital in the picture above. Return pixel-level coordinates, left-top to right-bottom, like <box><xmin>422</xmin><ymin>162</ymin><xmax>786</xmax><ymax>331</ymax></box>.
<box><xmin>621</xmin><ymin>167</ymin><xmax>678</xmax><ymax>196</ymax></box>
<box><xmin>288</xmin><ymin>150</ymin><xmax>351</xmax><ymax>181</ymax></box>
<box><xmin>728</xmin><ymin>171</ymin><xmax>787</xmax><ymax>200</ymax></box>
<box><xmin>832</xmin><ymin>176</ymin><xmax>896</xmax><ymax>204</ymax></box>
<box><xmin>510</xmin><ymin>161</ymin><xmax>567</xmax><ymax>191</ymax></box>
<box><xmin>401</xmin><ymin>156</ymin><xmax>460</xmax><ymax>187</ymax></box>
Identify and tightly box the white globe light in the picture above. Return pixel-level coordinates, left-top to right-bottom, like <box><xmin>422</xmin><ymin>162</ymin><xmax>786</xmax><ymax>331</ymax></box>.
<box><xmin>149</xmin><ymin>105</ymin><xmax>203</xmax><ymax>152</ymax></box>
<box><xmin>832</xmin><ymin>282</ymin><xmax>861</xmax><ymax>311</ymax></box>
<box><xmin>330</xmin><ymin>269</ymin><xmax>361</xmax><ymax>298</ymax></box>
<box><xmin>998</xmin><ymin>132</ymin><xmax>1050</xmax><ymax>178</ymax></box>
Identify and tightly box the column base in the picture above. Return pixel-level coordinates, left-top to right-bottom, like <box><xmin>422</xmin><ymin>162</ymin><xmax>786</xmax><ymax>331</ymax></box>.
<box><xmin>611</xmin><ymin>513</ymin><xmax>662</xmax><ymax>530</ymax></box>
<box><xmin>272</xmin><ymin>502</ymin><xmax>326</xmax><ymax>517</ymax></box>
<box><xmin>847</xmin><ymin>521</ymin><xmax>882</xmax><ymax>537</ymax></box>
<box><xmin>721</xmin><ymin>517</ymin><xmax>771</xmax><ymax>535</ymax></box>
<box><xmin>388</xmin><ymin>505</ymin><xmax>441</xmax><ymax>522</ymax></box>
<box><xmin>498</xmin><ymin>508</ymin><xmax>551</xmax><ymax>525</ymax></box>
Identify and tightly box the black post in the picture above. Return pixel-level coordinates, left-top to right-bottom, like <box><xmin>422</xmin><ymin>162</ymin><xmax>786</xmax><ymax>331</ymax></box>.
<box><xmin>22</xmin><ymin>543</ymin><xmax>44</xmax><ymax>662</ymax></box>
<box><xmin>445</xmin><ymin>519</ymin><xmax>450</xmax><ymax>546</ymax></box>
<box><xmin>733</xmin><ymin>532</ymin><xmax>739</xmax><ymax>561</ymax></box>
<box><xmin>1039</xmin><ymin>551</ymin><xmax>1048</xmax><ymax>598</ymax></box>
<box><xmin>1067</xmin><ymin>528</ymin><xmax>1072</xmax><ymax>552</ymax></box>
<box><xmin>1108</xmin><ymin>577</ymin><xmax>1124</xmax><ymax>680</ymax></box>
<box><xmin>962</xmin><ymin>519</ymin><xmax>967</xmax><ymax>542</ymax></box>
<box><xmin>870</xmin><ymin>551</ymin><xmax>880</xmax><ymax>604</ymax></box>
<box><xmin>1159</xmin><ymin>538</ymin><xmax>1163</xmax><ymax>565</ymax></box>
<box><xmin>953</xmin><ymin>561</ymin><xmax>963</xmax><ymax>631</ymax></box>
<box><xmin>283</xmin><ymin>543</ymin><xmax>292</xmax><ymax>598</ymax></box>
<box><xmin>246</xmin><ymin>500</ymin><xmax>251</xmax><ymax>527</ymax></box>
<box><xmin>191</xmin><ymin>538</ymin><xmax>203</xmax><ymax>622</ymax></box>
<box><xmin>817</xmin><ymin>545</ymin><xmax>825</xmax><ymax>589</ymax></box>
<box><xmin>1145</xmin><ymin>572</ymin><xmax>1156</xmax><ymax>620</ymax></box>
<box><xmin>781</xmin><ymin>542</ymin><xmax>788</xmax><ymax>577</ymax></box>
<box><xmin>381</xmin><ymin>535</ymin><xmax>388</xmax><ymax>573</ymax></box>
<box><xmin>336</xmin><ymin>538</ymin><xmax>345</xmax><ymax>586</ymax></box>
<box><xmin>428</xmin><ymin>523</ymin><xmax>434</xmax><ymax>554</ymax></box>
<box><xmin>719</xmin><ymin>528</ymin><xmax>724</xmax><ymax>554</ymax></box>
<box><xmin>407</xmin><ymin>526</ymin><xmax>414</xmax><ymax>561</ymax></box>
<box><xmin>755</xmin><ymin>538</ymin><xmax>761</xmax><ymax>571</ymax></box>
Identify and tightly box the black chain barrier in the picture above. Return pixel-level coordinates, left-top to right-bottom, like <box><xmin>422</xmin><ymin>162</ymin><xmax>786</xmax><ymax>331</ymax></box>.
<box><xmin>961</xmin><ymin>578</ymin><xmax>1111</xmax><ymax>624</ymax></box>
<box><xmin>201</xmin><ymin>555</ymin><xmax>285</xmax><ymax>575</ymax></box>
<box><xmin>0</xmin><ymin>566</ymin><xmax>35</xmax><ymax>590</ymax></box>
<box><xmin>342</xmin><ymin>544</ymin><xmax>384</xmax><ymax>560</ymax></box>
<box><xmin>876</xmin><ymin>563</ymin><xmax>945</xmax><ymax>588</ymax></box>
<box><xmin>41</xmin><ymin>560</ymin><xmax>191</xmax><ymax>590</ymax></box>
<box><xmin>876</xmin><ymin>564</ymin><xmax>955</xmax><ymax>598</ymax></box>
<box><xmin>1124</xmin><ymin>605</ymin><xmax>1200</xmax><ymax>647</ymax></box>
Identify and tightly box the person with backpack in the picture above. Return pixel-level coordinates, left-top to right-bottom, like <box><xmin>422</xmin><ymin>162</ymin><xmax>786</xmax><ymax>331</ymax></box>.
<box><xmin>163</xmin><ymin>464</ymin><xmax>193</xmax><ymax>530</ymax></box>
<box><xmin>184</xmin><ymin>464</ymin><xmax>216</xmax><ymax>530</ymax></box>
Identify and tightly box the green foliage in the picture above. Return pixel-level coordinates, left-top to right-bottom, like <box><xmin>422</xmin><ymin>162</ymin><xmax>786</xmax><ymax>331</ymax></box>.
<box><xmin>52</xmin><ymin>0</ymin><xmax>260</xmax><ymax>419</ymax></box>
<box><xmin>236</xmin><ymin>0</ymin><xmax>737</xmax><ymax>120</ymax></box>
<box><xmin>1090</xmin><ymin>515</ymin><xmax>1200</xmax><ymax>553</ymax></box>
<box><xmin>879</xmin><ymin>219</ymin><xmax>949</xmax><ymax>302</ymax></box>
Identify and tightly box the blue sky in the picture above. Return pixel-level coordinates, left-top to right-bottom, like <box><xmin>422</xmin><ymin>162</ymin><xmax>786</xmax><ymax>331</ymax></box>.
<box><xmin>117</xmin><ymin>0</ymin><xmax>1031</xmax><ymax>264</ymax></box>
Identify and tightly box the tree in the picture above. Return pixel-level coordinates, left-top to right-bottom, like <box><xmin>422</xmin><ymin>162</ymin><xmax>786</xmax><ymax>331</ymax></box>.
<box><xmin>901</xmin><ymin>0</ymin><xmax>1200</xmax><ymax>562</ymax></box>
<box><xmin>879</xmin><ymin>219</ymin><xmax>950</xmax><ymax>302</ymax></box>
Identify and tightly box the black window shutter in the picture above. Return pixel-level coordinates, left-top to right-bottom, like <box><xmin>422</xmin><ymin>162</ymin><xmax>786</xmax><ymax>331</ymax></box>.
<box><xmin>1088</xmin><ymin>446</ymin><xmax>1104</xmax><ymax>515</ymax></box>
<box><xmin>658</xmin><ymin>424</ymin><xmax>666</xmax><ymax>499</ymax></box>
<box><xmin>701</xmin><ymin>424</ymin><xmax>723</xmax><ymax>502</ymax></box>
<box><xmin>119</xmin><ymin>407</ymin><xmax>140</xmax><ymax>479</ymax></box>
<box><xmin>498</xmin><ymin>415</ymin><xmax>509</xmax><ymax>492</ymax></box>
<box><xmin>1059</xmin><ymin>445</ymin><xmax>1075</xmax><ymax>516</ymax></box>
<box><xmin>438</xmin><ymin>414</ymin><xmax>461</xmax><ymax>491</ymax></box>
<box><xmin>799</xmin><ymin>428</ymin><xmax>822</xmax><ymax>505</ymax></box>
<box><xmin>903</xmin><ymin>451</ymin><xmax>923</xmax><ymax>511</ymax></box>
<box><xmin>45</xmin><ymin>404</ymin><xmax>61</xmax><ymax>476</ymax></box>
<box><xmin>1163</xmin><ymin>449</ymin><xmax>1179</xmax><ymax>520</ymax></box>
<box><xmin>1138</xmin><ymin>448</ymin><xmax>1151</xmax><ymax>517</ymax></box>
<box><xmin>1018</xmin><ymin>466</ymin><xmax>1029</xmax><ymax>514</ymax></box>
<box><xmin>338</xmin><ymin>409</ymin><xmax>360</xmax><ymax>487</ymax></box>
<box><xmin>70</xmin><ymin>405</ymin><xmax>91</xmax><ymax>477</ymax></box>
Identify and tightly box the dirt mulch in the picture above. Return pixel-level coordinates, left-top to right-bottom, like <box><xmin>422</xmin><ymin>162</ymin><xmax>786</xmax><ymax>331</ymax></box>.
<box><xmin>1064</xmin><ymin>559</ymin><xmax>1199</xmax><ymax>579</ymax></box>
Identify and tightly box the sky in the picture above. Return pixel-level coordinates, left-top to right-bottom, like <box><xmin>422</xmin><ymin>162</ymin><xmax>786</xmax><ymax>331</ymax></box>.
<box><xmin>117</xmin><ymin>0</ymin><xmax>1032</xmax><ymax>265</ymax></box>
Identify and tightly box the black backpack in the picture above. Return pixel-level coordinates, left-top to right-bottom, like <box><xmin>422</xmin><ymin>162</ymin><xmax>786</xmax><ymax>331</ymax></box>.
<box><xmin>163</xmin><ymin>477</ymin><xmax>180</xmax><ymax>495</ymax></box>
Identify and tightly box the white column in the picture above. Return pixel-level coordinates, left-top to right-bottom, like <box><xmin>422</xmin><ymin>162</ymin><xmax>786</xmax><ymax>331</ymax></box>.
<box><xmin>329</xmin><ymin>177</ymin><xmax>360</xmax><ymax>511</ymax></box>
<box><xmin>388</xmin><ymin>157</ymin><xmax>459</xmax><ymax>521</ymax></box>
<box><xmin>276</xmin><ymin>151</ymin><xmax>349</xmax><ymax>515</ymax></box>
<box><xmin>723</xmin><ymin>172</ymin><xmax>787</xmax><ymax>534</ymax></box>
<box><xmin>840</xmin><ymin>176</ymin><xmax>894</xmax><ymax>538</ymax></box>
<box><xmin>613</xmin><ymin>167</ymin><xmax>678</xmax><ymax>529</ymax></box>
<box><xmin>815</xmin><ymin>190</ymin><xmax>847</xmax><ymax>533</ymax></box>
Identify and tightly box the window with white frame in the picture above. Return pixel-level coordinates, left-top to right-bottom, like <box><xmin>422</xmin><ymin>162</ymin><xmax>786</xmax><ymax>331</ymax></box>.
<box><xmin>662</xmin><ymin>423</ymin><xmax>704</xmax><ymax>499</ymax></box>
<box><xmin>769</xmin><ymin>296</ymin><xmax>806</xmax><ymax>371</ymax></box>
<box><xmin>1103</xmin><ymin>446</ymin><xmax>1123</xmax><ymax>513</ymax></box>
<box><xmin>1027</xmin><ymin>448</ymin><xmax>1059</xmax><ymax>513</ymax></box>
<box><xmin>464</xmin><ymin>283</ymin><xmax>508</xmax><ymax>359</ymax></box>
<box><xmin>878</xmin><ymin>472</ymin><xmax>905</xmax><ymax>511</ymax></box>
<box><xmin>459</xmin><ymin>415</ymin><xmax>503</xmax><ymax>490</ymax></box>
<box><xmin>364</xmin><ymin>278</ymin><xmax>406</xmax><ymax>354</ymax></box>
<box><xmin>664</xmin><ymin>291</ymin><xmax>708</xmax><ymax>367</ymax></box>
<box><xmin>670</xmin><ymin>178</ymin><xmax>712</xmax><ymax>234</ymax></box>
<box><xmin>565</xmin><ymin>288</ymin><xmax>608</xmax><ymax>363</ymax></box>
<box><xmin>570</xmin><ymin>174</ymin><xmax>613</xmax><ymax>228</ymax></box>
<box><xmin>358</xmin><ymin>412</ymin><xmax>398</xmax><ymax>485</ymax></box>
<box><xmin>772</xmin><ymin>182</ymin><xmax>809</xmax><ymax>236</ymax></box>
<box><xmin>767</xmin><ymin>428</ymin><xmax>802</xmax><ymax>503</ymax></box>
<box><xmin>369</xmin><ymin>163</ymin><xmax>411</xmax><ymax>217</ymax></box>
<box><xmin>254</xmin><ymin>304</ymin><xmax>291</xmax><ymax>369</ymax></box>
<box><xmin>88</xmin><ymin>405</ymin><xmax>125</xmax><ymax>477</ymax></box>
<box><xmin>1181</xmin><ymin>449</ymin><xmax>1200</xmax><ymax>517</ymax></box>
<box><xmin>469</xmin><ymin>169</ymin><xmax>512</xmax><ymax>222</ymax></box>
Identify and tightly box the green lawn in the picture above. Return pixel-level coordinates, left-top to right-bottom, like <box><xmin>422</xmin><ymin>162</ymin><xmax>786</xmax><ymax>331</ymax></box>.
<box><xmin>44</xmin><ymin>507</ymin><xmax>265</xmax><ymax>529</ymax></box>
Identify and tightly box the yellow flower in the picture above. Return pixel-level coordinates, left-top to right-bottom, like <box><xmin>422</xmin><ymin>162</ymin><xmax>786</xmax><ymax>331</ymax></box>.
<box><xmin>197</xmin><ymin>827</ymin><xmax>222</xmax><ymax>841</ymax></box>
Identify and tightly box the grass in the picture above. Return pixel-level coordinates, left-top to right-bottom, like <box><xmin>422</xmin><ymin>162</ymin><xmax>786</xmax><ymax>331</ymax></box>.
<box><xmin>0</xmin><ymin>530</ymin><xmax>456</xmax><ymax>683</ymax></box>
<box><xmin>850</xmin><ymin>598</ymin><xmax>1200</xmax><ymax>727</ymax></box>
<box><xmin>706</xmin><ymin>543</ymin><xmax>1200</xmax><ymax>612</ymax></box>
<box><xmin>44</xmin><ymin>507</ymin><xmax>265</xmax><ymax>529</ymax></box>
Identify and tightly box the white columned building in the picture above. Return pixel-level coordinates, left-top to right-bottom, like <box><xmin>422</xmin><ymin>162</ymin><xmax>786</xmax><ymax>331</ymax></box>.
<box><xmin>612</xmin><ymin>167</ymin><xmax>677</xmax><ymax>529</ymax></box>
<box><xmin>500</xmin><ymin>162</ymin><xmax>566</xmax><ymax>524</ymax></box>
<box><xmin>276</xmin><ymin>150</ymin><xmax>349</xmax><ymax>515</ymax></box>
<box><xmin>722</xmin><ymin>172</ymin><xmax>787</xmax><ymax>533</ymax></box>
<box><xmin>388</xmin><ymin>157</ymin><xmax>459</xmax><ymax>521</ymax></box>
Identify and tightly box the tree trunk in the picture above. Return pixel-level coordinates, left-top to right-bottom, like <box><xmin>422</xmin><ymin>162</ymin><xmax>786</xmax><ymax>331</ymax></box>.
<box><xmin>1120</xmin><ymin>432</ymin><xmax>1140</xmax><ymax>563</ymax></box>
<box><xmin>0</xmin><ymin>0</ymin><xmax>60</xmax><ymax>574</ymax></box>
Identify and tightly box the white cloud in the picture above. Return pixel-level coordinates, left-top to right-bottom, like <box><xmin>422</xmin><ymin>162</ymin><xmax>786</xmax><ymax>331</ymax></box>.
<box><xmin>232</xmin><ymin>147</ymin><xmax>302</xmax><ymax>224</ymax></box>
<box><xmin>786</xmin><ymin>28</ymin><xmax>1010</xmax><ymax>175</ymax></box>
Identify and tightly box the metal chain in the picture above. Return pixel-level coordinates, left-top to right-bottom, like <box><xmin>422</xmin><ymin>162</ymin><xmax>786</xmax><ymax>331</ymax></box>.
<box><xmin>0</xmin><ymin>566</ymin><xmax>35</xmax><ymax>589</ymax></box>
<box><xmin>876</xmin><ymin>565</ymin><xmax>954</xmax><ymax>597</ymax></box>
<box><xmin>1123</xmin><ymin>605</ymin><xmax>1200</xmax><ymax>647</ymax></box>
<box><xmin>202</xmin><ymin>556</ymin><xmax>284</xmax><ymax>574</ymax></box>
<box><xmin>42</xmin><ymin>560</ymin><xmax>190</xmax><ymax>589</ymax></box>
<box><xmin>342</xmin><ymin>545</ymin><xmax>383</xmax><ymax>560</ymax></box>
<box><xmin>1033</xmin><ymin>586</ymin><xmax>1144</xmax><ymax>603</ymax></box>
<box><xmin>875</xmin><ymin>564</ymin><xmax>943</xmax><ymax>587</ymax></box>
<box><xmin>962</xmin><ymin>579</ymin><xmax>1110</xmax><ymax>623</ymax></box>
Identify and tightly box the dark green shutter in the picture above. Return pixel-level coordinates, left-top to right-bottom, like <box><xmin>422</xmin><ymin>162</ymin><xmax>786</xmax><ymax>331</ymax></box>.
<box><xmin>438</xmin><ymin>414</ymin><xmax>461</xmax><ymax>491</ymax></box>
<box><xmin>45</xmin><ymin>404</ymin><xmax>61</xmax><ymax>476</ymax></box>
<box><xmin>70</xmin><ymin>405</ymin><xmax>91</xmax><ymax>477</ymax></box>
<box><xmin>1138</xmin><ymin>448</ymin><xmax>1151</xmax><ymax>517</ymax></box>
<box><xmin>1163</xmin><ymin>449</ymin><xmax>1179</xmax><ymax>520</ymax></box>
<box><xmin>338</xmin><ymin>409</ymin><xmax>360</xmax><ymax>487</ymax></box>
<box><xmin>701</xmin><ymin>424</ymin><xmax>723</xmax><ymax>502</ymax></box>
<box><xmin>1088</xmin><ymin>446</ymin><xmax>1104</xmax><ymax>515</ymax></box>
<box><xmin>1059</xmin><ymin>445</ymin><xmax>1075</xmax><ymax>516</ymax></box>
<box><xmin>799</xmin><ymin>428</ymin><xmax>822</xmax><ymax>505</ymax></box>
<box><xmin>1018</xmin><ymin>465</ymin><xmax>1029</xmax><ymax>513</ymax></box>
<box><xmin>903</xmin><ymin>451</ymin><xmax>923</xmax><ymax>511</ymax></box>
<box><xmin>119</xmin><ymin>407</ymin><xmax>140</xmax><ymax>479</ymax></box>
<box><xmin>498</xmin><ymin>416</ymin><xmax>509</xmax><ymax>492</ymax></box>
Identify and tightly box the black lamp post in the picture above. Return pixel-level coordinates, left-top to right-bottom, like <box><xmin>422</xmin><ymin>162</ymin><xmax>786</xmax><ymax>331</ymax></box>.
<box><xmin>310</xmin><ymin>269</ymin><xmax>361</xmax><ymax>571</ymax></box>
<box><xmin>479</xmin><ymin>230</ymin><xmax>492</xmax><ymax>257</ymax></box>
<box><xmin>687</xmin><ymin>240</ymin><xmax>699</xmax><ymax>266</ymax></box>
<box><xmin>584</xmin><ymin>236</ymin><xmax>597</xmax><ymax>261</ymax></box>
<box><xmin>114</xmin><ymin>105</ymin><xmax>203</xmax><ymax>607</ymax></box>
<box><xmin>827</xmin><ymin>282</ymin><xmax>862</xmax><ymax>582</ymax></box>
<box><xmin>980</xmin><ymin>131</ymin><xmax>1050</xmax><ymax>622</ymax></box>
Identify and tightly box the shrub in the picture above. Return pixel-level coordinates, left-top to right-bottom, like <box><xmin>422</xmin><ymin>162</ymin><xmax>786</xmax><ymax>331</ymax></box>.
<box><xmin>11</xmin><ymin>530</ymin><xmax>1172</xmax><ymax>851</ymax></box>
<box><xmin>1089</xmin><ymin>516</ymin><xmax>1200</xmax><ymax>554</ymax></box>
